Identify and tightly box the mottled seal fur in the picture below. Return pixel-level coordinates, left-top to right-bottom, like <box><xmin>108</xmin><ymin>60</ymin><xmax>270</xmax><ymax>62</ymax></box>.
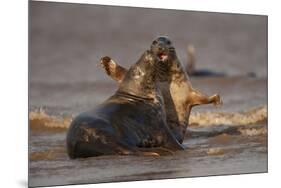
<box><xmin>67</xmin><ymin>50</ymin><xmax>183</xmax><ymax>159</ymax></box>
<box><xmin>100</xmin><ymin>36</ymin><xmax>222</xmax><ymax>143</ymax></box>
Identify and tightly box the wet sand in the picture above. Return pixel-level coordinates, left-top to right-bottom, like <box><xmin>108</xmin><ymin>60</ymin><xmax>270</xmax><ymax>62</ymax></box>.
<box><xmin>29</xmin><ymin>1</ymin><xmax>267</xmax><ymax>187</ymax></box>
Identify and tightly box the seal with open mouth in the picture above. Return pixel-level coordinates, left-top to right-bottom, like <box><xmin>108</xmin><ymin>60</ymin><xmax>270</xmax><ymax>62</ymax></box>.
<box><xmin>66</xmin><ymin>50</ymin><xmax>184</xmax><ymax>159</ymax></box>
<box><xmin>99</xmin><ymin>36</ymin><xmax>222</xmax><ymax>144</ymax></box>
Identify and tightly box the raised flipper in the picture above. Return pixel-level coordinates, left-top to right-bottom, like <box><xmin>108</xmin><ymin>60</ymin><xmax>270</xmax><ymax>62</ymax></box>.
<box><xmin>99</xmin><ymin>56</ymin><xmax>128</xmax><ymax>83</ymax></box>
<box><xmin>190</xmin><ymin>89</ymin><xmax>222</xmax><ymax>107</ymax></box>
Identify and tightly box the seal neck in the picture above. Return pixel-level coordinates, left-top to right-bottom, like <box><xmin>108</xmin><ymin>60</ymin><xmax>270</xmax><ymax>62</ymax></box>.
<box><xmin>115</xmin><ymin>90</ymin><xmax>154</xmax><ymax>103</ymax></box>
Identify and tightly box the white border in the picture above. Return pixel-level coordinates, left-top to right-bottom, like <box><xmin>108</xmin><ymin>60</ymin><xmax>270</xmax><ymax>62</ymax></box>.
<box><xmin>1</xmin><ymin>0</ymin><xmax>280</xmax><ymax>188</ymax></box>
<box><xmin>33</xmin><ymin>0</ymin><xmax>270</xmax><ymax>15</ymax></box>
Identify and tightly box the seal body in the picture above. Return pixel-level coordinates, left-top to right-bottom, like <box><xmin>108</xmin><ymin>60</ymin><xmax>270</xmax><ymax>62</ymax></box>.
<box><xmin>100</xmin><ymin>36</ymin><xmax>222</xmax><ymax>144</ymax></box>
<box><xmin>67</xmin><ymin>50</ymin><xmax>183</xmax><ymax>158</ymax></box>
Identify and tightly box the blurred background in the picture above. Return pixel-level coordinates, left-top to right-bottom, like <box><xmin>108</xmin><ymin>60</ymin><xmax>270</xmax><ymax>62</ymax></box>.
<box><xmin>29</xmin><ymin>1</ymin><xmax>267</xmax><ymax>115</ymax></box>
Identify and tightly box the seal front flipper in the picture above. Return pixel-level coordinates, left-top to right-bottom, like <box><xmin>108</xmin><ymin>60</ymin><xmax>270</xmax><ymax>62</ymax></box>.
<box><xmin>189</xmin><ymin>89</ymin><xmax>223</xmax><ymax>107</ymax></box>
<box><xmin>99</xmin><ymin>56</ymin><xmax>128</xmax><ymax>83</ymax></box>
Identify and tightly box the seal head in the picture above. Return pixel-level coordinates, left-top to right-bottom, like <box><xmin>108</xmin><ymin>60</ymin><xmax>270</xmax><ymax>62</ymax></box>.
<box><xmin>151</xmin><ymin>36</ymin><xmax>175</xmax><ymax>62</ymax></box>
<box><xmin>150</xmin><ymin>36</ymin><xmax>176</xmax><ymax>81</ymax></box>
<box><xmin>117</xmin><ymin>50</ymin><xmax>158</xmax><ymax>100</ymax></box>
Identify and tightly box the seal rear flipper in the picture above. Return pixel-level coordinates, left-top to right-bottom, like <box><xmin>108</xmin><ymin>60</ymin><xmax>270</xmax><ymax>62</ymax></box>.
<box><xmin>138</xmin><ymin>147</ymin><xmax>175</xmax><ymax>156</ymax></box>
<box><xmin>135</xmin><ymin>150</ymin><xmax>160</xmax><ymax>157</ymax></box>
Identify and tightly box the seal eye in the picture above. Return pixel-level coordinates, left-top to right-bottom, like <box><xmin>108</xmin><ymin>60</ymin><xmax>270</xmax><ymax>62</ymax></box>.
<box><xmin>166</xmin><ymin>40</ymin><xmax>171</xmax><ymax>45</ymax></box>
<box><xmin>152</xmin><ymin>40</ymin><xmax>157</xmax><ymax>45</ymax></box>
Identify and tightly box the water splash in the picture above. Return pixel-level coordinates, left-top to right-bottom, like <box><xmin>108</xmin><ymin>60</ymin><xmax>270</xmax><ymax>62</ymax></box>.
<box><xmin>29</xmin><ymin>109</ymin><xmax>72</xmax><ymax>131</ymax></box>
<box><xmin>189</xmin><ymin>106</ymin><xmax>267</xmax><ymax>127</ymax></box>
<box><xmin>29</xmin><ymin>105</ymin><xmax>267</xmax><ymax>131</ymax></box>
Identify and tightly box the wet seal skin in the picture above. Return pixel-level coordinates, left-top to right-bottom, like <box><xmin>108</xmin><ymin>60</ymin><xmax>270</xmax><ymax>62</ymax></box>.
<box><xmin>67</xmin><ymin>50</ymin><xmax>184</xmax><ymax>159</ymax></box>
<box><xmin>100</xmin><ymin>36</ymin><xmax>222</xmax><ymax>143</ymax></box>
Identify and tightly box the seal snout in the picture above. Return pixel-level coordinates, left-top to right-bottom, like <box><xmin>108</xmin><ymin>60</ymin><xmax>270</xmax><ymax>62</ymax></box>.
<box><xmin>151</xmin><ymin>36</ymin><xmax>173</xmax><ymax>62</ymax></box>
<box><xmin>154</xmin><ymin>44</ymin><xmax>169</xmax><ymax>62</ymax></box>
<box><xmin>157</xmin><ymin>51</ymin><xmax>169</xmax><ymax>62</ymax></box>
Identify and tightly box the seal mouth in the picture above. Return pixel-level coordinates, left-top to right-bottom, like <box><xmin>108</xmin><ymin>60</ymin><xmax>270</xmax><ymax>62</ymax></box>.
<box><xmin>157</xmin><ymin>52</ymin><xmax>169</xmax><ymax>62</ymax></box>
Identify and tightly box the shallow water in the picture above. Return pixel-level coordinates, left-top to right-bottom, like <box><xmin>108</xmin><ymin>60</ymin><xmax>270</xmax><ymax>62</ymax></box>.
<box><xmin>29</xmin><ymin>121</ymin><xmax>267</xmax><ymax>187</ymax></box>
<box><xmin>29</xmin><ymin>2</ymin><xmax>267</xmax><ymax>187</ymax></box>
<box><xmin>29</xmin><ymin>80</ymin><xmax>268</xmax><ymax>187</ymax></box>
